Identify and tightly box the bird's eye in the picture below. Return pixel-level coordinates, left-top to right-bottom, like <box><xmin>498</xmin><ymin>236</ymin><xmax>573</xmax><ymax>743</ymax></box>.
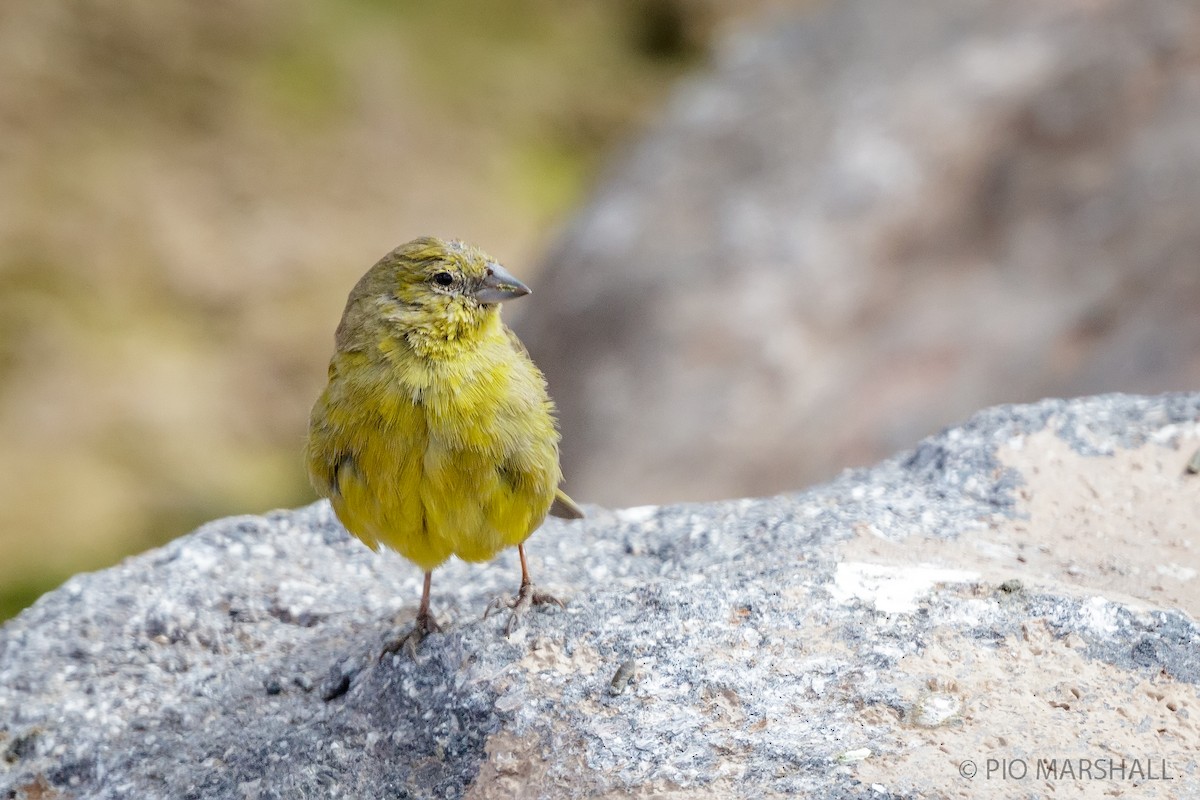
<box><xmin>432</xmin><ymin>272</ymin><xmax>455</xmax><ymax>287</ymax></box>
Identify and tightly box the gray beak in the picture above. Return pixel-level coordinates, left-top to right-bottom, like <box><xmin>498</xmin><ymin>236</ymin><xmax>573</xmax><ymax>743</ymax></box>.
<box><xmin>473</xmin><ymin>262</ymin><xmax>531</xmax><ymax>304</ymax></box>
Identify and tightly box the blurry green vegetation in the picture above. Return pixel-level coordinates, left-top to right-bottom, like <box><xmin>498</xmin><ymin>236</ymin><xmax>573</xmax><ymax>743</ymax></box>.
<box><xmin>0</xmin><ymin>0</ymin><xmax>784</xmax><ymax>621</ymax></box>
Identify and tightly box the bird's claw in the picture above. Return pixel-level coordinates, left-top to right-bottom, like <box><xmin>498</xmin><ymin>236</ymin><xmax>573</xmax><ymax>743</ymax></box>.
<box><xmin>379</xmin><ymin>611</ymin><xmax>442</xmax><ymax>661</ymax></box>
<box><xmin>484</xmin><ymin>583</ymin><xmax>565</xmax><ymax>636</ymax></box>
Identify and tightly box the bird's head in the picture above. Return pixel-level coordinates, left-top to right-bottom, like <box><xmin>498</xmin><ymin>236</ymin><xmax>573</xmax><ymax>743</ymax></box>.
<box><xmin>336</xmin><ymin>237</ymin><xmax>531</xmax><ymax>357</ymax></box>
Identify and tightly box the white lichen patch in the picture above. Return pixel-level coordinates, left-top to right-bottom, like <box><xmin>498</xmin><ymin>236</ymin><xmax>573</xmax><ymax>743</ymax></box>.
<box><xmin>830</xmin><ymin>562</ymin><xmax>980</xmax><ymax>613</ymax></box>
<box><xmin>910</xmin><ymin>690</ymin><xmax>963</xmax><ymax>728</ymax></box>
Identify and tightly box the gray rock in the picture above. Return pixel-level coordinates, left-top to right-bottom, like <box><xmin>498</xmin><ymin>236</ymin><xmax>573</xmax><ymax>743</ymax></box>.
<box><xmin>516</xmin><ymin>0</ymin><xmax>1200</xmax><ymax>507</ymax></box>
<box><xmin>2</xmin><ymin>392</ymin><xmax>1199</xmax><ymax>798</ymax></box>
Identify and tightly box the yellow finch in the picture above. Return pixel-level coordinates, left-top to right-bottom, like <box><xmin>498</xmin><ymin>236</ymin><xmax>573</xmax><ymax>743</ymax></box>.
<box><xmin>306</xmin><ymin>237</ymin><xmax>582</xmax><ymax>654</ymax></box>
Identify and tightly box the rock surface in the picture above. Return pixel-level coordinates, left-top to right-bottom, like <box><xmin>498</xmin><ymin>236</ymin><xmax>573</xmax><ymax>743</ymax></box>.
<box><xmin>2</xmin><ymin>392</ymin><xmax>1199</xmax><ymax>799</ymax></box>
<box><xmin>517</xmin><ymin>0</ymin><xmax>1200</xmax><ymax>507</ymax></box>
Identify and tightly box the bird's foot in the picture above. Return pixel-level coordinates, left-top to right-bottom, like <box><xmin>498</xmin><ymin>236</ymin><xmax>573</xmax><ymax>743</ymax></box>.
<box><xmin>379</xmin><ymin>611</ymin><xmax>443</xmax><ymax>661</ymax></box>
<box><xmin>485</xmin><ymin>583</ymin><xmax>565</xmax><ymax>636</ymax></box>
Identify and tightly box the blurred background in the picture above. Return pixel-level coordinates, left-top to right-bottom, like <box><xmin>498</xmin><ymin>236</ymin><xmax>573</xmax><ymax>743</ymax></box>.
<box><xmin>2</xmin><ymin>0</ymin><xmax>1198</xmax><ymax>620</ymax></box>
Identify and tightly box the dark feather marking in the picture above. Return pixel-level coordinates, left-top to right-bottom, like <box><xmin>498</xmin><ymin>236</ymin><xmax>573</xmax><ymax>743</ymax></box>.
<box><xmin>498</xmin><ymin>463</ymin><xmax>522</xmax><ymax>491</ymax></box>
<box><xmin>331</xmin><ymin>454</ymin><xmax>356</xmax><ymax>498</ymax></box>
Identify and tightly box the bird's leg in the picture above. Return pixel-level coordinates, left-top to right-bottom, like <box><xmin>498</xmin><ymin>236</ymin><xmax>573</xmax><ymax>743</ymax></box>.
<box><xmin>484</xmin><ymin>543</ymin><xmax>565</xmax><ymax>635</ymax></box>
<box><xmin>380</xmin><ymin>571</ymin><xmax>443</xmax><ymax>660</ymax></box>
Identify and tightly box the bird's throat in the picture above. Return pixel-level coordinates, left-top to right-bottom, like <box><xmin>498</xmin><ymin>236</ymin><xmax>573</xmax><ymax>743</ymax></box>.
<box><xmin>400</xmin><ymin>306</ymin><xmax>501</xmax><ymax>361</ymax></box>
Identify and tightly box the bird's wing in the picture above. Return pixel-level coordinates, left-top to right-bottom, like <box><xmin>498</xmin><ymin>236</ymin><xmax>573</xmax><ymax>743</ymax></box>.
<box><xmin>502</xmin><ymin>327</ymin><xmax>584</xmax><ymax>520</ymax></box>
<box><xmin>502</xmin><ymin>324</ymin><xmax>530</xmax><ymax>357</ymax></box>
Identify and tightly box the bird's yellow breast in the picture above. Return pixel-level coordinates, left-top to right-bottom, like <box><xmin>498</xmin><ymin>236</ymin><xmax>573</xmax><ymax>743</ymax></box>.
<box><xmin>307</xmin><ymin>323</ymin><xmax>561</xmax><ymax>571</ymax></box>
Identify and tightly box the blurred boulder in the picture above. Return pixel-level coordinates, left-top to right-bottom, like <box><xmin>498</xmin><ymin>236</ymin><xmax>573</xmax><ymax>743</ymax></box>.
<box><xmin>517</xmin><ymin>0</ymin><xmax>1200</xmax><ymax>506</ymax></box>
